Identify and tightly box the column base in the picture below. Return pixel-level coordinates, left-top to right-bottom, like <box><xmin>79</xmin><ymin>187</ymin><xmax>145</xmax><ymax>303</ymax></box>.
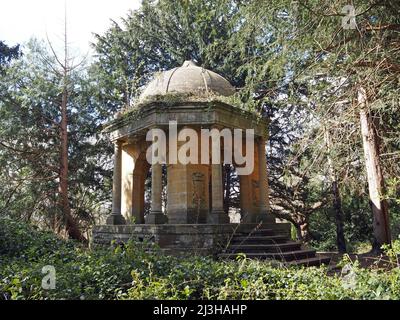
<box><xmin>256</xmin><ymin>213</ymin><xmax>275</xmax><ymax>224</ymax></box>
<box><xmin>145</xmin><ymin>211</ymin><xmax>168</xmax><ymax>224</ymax></box>
<box><xmin>242</xmin><ymin>213</ymin><xmax>275</xmax><ymax>224</ymax></box>
<box><xmin>208</xmin><ymin>210</ymin><xmax>230</xmax><ymax>224</ymax></box>
<box><xmin>106</xmin><ymin>213</ymin><xmax>126</xmax><ymax>225</ymax></box>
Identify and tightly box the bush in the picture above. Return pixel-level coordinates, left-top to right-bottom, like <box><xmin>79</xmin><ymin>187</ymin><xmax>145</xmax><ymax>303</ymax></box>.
<box><xmin>121</xmin><ymin>255</ymin><xmax>400</xmax><ymax>300</ymax></box>
<box><xmin>1</xmin><ymin>218</ymin><xmax>400</xmax><ymax>300</ymax></box>
<box><xmin>0</xmin><ymin>217</ymin><xmax>133</xmax><ymax>300</ymax></box>
<box><xmin>309</xmin><ymin>197</ymin><xmax>374</xmax><ymax>253</ymax></box>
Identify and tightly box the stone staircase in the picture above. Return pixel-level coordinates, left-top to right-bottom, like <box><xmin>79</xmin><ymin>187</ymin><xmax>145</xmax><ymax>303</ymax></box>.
<box><xmin>218</xmin><ymin>224</ymin><xmax>331</xmax><ymax>267</ymax></box>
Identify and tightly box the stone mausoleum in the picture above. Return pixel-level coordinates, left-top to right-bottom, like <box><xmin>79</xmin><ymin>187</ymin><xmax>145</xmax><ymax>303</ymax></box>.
<box><xmin>92</xmin><ymin>61</ymin><xmax>330</xmax><ymax>266</ymax></box>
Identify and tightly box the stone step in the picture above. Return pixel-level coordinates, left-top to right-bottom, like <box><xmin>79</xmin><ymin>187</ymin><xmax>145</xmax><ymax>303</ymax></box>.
<box><xmin>234</xmin><ymin>223</ymin><xmax>291</xmax><ymax>237</ymax></box>
<box><xmin>230</xmin><ymin>235</ymin><xmax>289</xmax><ymax>244</ymax></box>
<box><xmin>226</xmin><ymin>241</ymin><xmax>303</xmax><ymax>253</ymax></box>
<box><xmin>287</xmin><ymin>255</ymin><xmax>331</xmax><ymax>267</ymax></box>
<box><xmin>218</xmin><ymin>249</ymin><xmax>316</xmax><ymax>262</ymax></box>
<box><xmin>239</xmin><ymin>228</ymin><xmax>275</xmax><ymax>236</ymax></box>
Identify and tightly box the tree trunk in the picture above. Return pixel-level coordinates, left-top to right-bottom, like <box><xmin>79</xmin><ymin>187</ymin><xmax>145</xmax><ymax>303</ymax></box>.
<box><xmin>296</xmin><ymin>216</ymin><xmax>311</xmax><ymax>243</ymax></box>
<box><xmin>58</xmin><ymin>23</ymin><xmax>86</xmax><ymax>242</ymax></box>
<box><xmin>59</xmin><ymin>86</ymin><xmax>85</xmax><ymax>242</ymax></box>
<box><xmin>43</xmin><ymin>5</ymin><xmax>86</xmax><ymax>242</ymax></box>
<box><xmin>295</xmin><ymin>225</ymin><xmax>301</xmax><ymax>241</ymax></box>
<box><xmin>331</xmin><ymin>180</ymin><xmax>347</xmax><ymax>253</ymax></box>
<box><xmin>324</xmin><ymin>128</ymin><xmax>347</xmax><ymax>253</ymax></box>
<box><xmin>358</xmin><ymin>87</ymin><xmax>391</xmax><ymax>252</ymax></box>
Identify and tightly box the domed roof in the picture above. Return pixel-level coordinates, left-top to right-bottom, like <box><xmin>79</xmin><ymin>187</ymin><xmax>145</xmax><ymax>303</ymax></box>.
<box><xmin>139</xmin><ymin>60</ymin><xmax>235</xmax><ymax>101</ymax></box>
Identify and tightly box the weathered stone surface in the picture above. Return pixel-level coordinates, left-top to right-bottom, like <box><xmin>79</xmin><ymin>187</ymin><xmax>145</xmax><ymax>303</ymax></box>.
<box><xmin>106</xmin><ymin>103</ymin><xmax>267</xmax><ymax>142</ymax></box>
<box><xmin>140</xmin><ymin>60</ymin><xmax>235</xmax><ymax>101</ymax></box>
<box><xmin>92</xmin><ymin>223</ymin><xmax>291</xmax><ymax>255</ymax></box>
<box><xmin>145</xmin><ymin>211</ymin><xmax>168</xmax><ymax>224</ymax></box>
<box><xmin>105</xmin><ymin>214</ymin><xmax>126</xmax><ymax>225</ymax></box>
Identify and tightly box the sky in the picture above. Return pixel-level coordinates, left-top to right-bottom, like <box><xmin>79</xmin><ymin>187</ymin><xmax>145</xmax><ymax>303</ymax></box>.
<box><xmin>0</xmin><ymin>0</ymin><xmax>141</xmax><ymax>56</ymax></box>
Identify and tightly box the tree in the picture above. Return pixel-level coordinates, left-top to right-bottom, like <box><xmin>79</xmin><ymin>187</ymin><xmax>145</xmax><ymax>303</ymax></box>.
<box><xmin>288</xmin><ymin>0</ymin><xmax>399</xmax><ymax>251</ymax></box>
<box><xmin>46</xmin><ymin>11</ymin><xmax>88</xmax><ymax>242</ymax></box>
<box><xmin>234</xmin><ymin>0</ymin><xmax>399</xmax><ymax>250</ymax></box>
<box><xmin>0</xmin><ymin>41</ymin><xmax>20</xmax><ymax>72</ymax></box>
<box><xmin>269</xmin><ymin>141</ymin><xmax>330</xmax><ymax>242</ymax></box>
<box><xmin>0</xmin><ymin>39</ymin><xmax>113</xmax><ymax>239</ymax></box>
<box><xmin>358</xmin><ymin>87</ymin><xmax>391</xmax><ymax>249</ymax></box>
<box><xmin>324</xmin><ymin>127</ymin><xmax>347</xmax><ymax>253</ymax></box>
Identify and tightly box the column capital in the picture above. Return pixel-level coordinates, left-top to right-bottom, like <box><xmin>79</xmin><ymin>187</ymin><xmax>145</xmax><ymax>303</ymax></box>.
<box><xmin>112</xmin><ymin>139</ymin><xmax>124</xmax><ymax>152</ymax></box>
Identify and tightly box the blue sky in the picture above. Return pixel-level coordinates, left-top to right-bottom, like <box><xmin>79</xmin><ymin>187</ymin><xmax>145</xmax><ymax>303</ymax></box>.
<box><xmin>0</xmin><ymin>0</ymin><xmax>141</xmax><ymax>55</ymax></box>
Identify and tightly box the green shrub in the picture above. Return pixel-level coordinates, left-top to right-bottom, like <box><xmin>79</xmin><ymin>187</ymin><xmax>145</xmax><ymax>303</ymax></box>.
<box><xmin>1</xmin><ymin>218</ymin><xmax>400</xmax><ymax>300</ymax></box>
<box><xmin>0</xmin><ymin>217</ymin><xmax>134</xmax><ymax>300</ymax></box>
<box><xmin>382</xmin><ymin>237</ymin><xmax>400</xmax><ymax>266</ymax></box>
<box><xmin>121</xmin><ymin>255</ymin><xmax>400</xmax><ymax>300</ymax></box>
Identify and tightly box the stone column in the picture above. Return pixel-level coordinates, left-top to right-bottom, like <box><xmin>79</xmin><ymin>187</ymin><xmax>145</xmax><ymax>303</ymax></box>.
<box><xmin>106</xmin><ymin>141</ymin><xmax>126</xmax><ymax>225</ymax></box>
<box><xmin>239</xmin><ymin>174</ymin><xmax>253</xmax><ymax>222</ymax></box>
<box><xmin>145</xmin><ymin>163</ymin><xmax>167</xmax><ymax>224</ymax></box>
<box><xmin>208</xmin><ymin>163</ymin><xmax>229</xmax><ymax>224</ymax></box>
<box><xmin>257</xmin><ymin>137</ymin><xmax>274</xmax><ymax>223</ymax></box>
<box><xmin>132</xmin><ymin>172</ymin><xmax>145</xmax><ymax>224</ymax></box>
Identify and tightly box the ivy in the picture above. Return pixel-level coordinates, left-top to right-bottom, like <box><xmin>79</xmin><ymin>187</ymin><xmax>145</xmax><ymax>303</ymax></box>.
<box><xmin>1</xmin><ymin>218</ymin><xmax>400</xmax><ymax>300</ymax></box>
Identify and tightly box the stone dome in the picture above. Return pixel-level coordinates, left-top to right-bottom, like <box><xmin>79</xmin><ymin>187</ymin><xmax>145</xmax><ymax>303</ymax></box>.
<box><xmin>139</xmin><ymin>60</ymin><xmax>235</xmax><ymax>101</ymax></box>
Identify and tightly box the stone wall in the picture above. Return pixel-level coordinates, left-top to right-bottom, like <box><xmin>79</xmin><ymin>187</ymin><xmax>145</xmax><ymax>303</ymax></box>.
<box><xmin>92</xmin><ymin>223</ymin><xmax>291</xmax><ymax>256</ymax></box>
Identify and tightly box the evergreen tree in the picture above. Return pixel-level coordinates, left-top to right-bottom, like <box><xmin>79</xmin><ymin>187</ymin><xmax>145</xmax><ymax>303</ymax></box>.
<box><xmin>0</xmin><ymin>40</ymin><xmax>20</xmax><ymax>72</ymax></box>
<box><xmin>0</xmin><ymin>40</ymin><xmax>113</xmax><ymax>239</ymax></box>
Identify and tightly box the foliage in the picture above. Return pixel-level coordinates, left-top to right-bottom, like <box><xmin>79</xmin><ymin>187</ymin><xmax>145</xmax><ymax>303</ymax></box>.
<box><xmin>386</xmin><ymin>178</ymin><xmax>400</xmax><ymax>237</ymax></box>
<box><xmin>2</xmin><ymin>218</ymin><xmax>400</xmax><ymax>300</ymax></box>
<box><xmin>310</xmin><ymin>192</ymin><xmax>373</xmax><ymax>252</ymax></box>
<box><xmin>91</xmin><ymin>0</ymin><xmax>242</xmax><ymax>109</ymax></box>
<box><xmin>382</xmin><ymin>237</ymin><xmax>400</xmax><ymax>266</ymax></box>
<box><xmin>0</xmin><ymin>40</ymin><xmax>113</xmax><ymax>233</ymax></box>
<box><xmin>0</xmin><ymin>217</ymin><xmax>136</xmax><ymax>300</ymax></box>
<box><xmin>231</xmin><ymin>0</ymin><xmax>400</xmax><ymax>249</ymax></box>
<box><xmin>0</xmin><ymin>40</ymin><xmax>20</xmax><ymax>72</ymax></box>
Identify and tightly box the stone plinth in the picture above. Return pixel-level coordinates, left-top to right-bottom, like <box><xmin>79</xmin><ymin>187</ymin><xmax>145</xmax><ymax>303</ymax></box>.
<box><xmin>92</xmin><ymin>223</ymin><xmax>291</xmax><ymax>256</ymax></box>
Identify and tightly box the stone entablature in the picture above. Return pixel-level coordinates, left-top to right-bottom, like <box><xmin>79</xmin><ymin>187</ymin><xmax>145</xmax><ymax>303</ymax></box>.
<box><xmin>105</xmin><ymin>102</ymin><xmax>268</xmax><ymax>143</ymax></box>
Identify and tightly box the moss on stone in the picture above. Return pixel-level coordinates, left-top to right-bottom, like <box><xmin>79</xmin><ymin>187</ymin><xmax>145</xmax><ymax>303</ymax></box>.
<box><xmin>102</xmin><ymin>91</ymin><xmax>264</xmax><ymax>134</ymax></box>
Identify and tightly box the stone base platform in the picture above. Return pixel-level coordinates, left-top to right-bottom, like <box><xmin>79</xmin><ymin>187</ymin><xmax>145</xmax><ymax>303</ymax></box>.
<box><xmin>92</xmin><ymin>223</ymin><xmax>291</xmax><ymax>256</ymax></box>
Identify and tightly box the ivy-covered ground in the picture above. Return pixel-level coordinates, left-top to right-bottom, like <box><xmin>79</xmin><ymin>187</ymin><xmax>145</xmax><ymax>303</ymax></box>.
<box><xmin>1</xmin><ymin>217</ymin><xmax>400</xmax><ymax>300</ymax></box>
